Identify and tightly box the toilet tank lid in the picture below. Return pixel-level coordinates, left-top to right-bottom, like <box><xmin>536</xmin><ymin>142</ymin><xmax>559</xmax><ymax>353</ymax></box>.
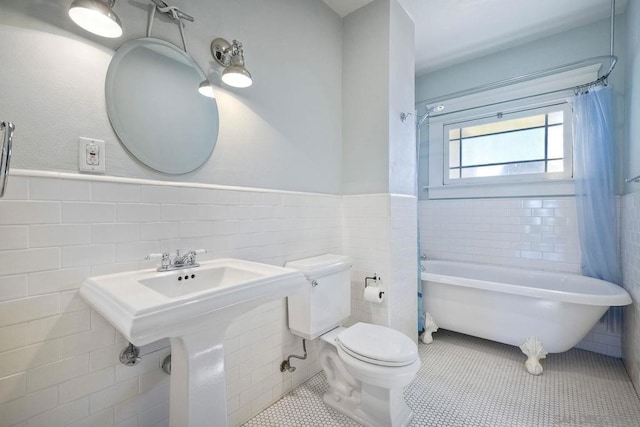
<box><xmin>285</xmin><ymin>254</ymin><xmax>352</xmax><ymax>279</ymax></box>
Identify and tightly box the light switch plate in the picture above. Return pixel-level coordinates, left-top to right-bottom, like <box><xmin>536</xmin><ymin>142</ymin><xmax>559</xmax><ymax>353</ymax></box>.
<box><xmin>78</xmin><ymin>137</ymin><xmax>105</xmax><ymax>173</ymax></box>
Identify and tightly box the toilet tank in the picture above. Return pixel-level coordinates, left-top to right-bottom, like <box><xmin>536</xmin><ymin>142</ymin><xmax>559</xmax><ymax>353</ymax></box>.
<box><xmin>285</xmin><ymin>254</ymin><xmax>352</xmax><ymax>340</ymax></box>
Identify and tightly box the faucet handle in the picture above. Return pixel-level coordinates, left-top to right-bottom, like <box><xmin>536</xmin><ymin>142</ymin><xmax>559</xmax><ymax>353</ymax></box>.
<box><xmin>146</xmin><ymin>252</ymin><xmax>169</xmax><ymax>261</ymax></box>
<box><xmin>187</xmin><ymin>249</ymin><xmax>207</xmax><ymax>263</ymax></box>
<box><xmin>146</xmin><ymin>252</ymin><xmax>171</xmax><ymax>269</ymax></box>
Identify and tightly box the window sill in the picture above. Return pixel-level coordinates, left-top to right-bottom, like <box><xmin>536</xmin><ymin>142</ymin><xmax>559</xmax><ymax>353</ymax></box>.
<box><xmin>425</xmin><ymin>179</ymin><xmax>575</xmax><ymax>199</ymax></box>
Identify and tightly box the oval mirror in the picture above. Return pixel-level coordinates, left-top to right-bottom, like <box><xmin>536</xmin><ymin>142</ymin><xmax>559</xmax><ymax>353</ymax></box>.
<box><xmin>105</xmin><ymin>38</ymin><xmax>219</xmax><ymax>174</ymax></box>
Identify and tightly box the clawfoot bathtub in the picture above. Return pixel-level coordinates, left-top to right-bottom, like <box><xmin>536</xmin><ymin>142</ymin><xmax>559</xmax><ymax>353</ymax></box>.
<box><xmin>421</xmin><ymin>260</ymin><xmax>631</xmax><ymax>375</ymax></box>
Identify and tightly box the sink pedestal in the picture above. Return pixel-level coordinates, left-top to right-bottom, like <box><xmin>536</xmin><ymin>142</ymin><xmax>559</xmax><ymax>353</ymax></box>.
<box><xmin>79</xmin><ymin>258</ymin><xmax>307</xmax><ymax>427</ymax></box>
<box><xmin>170</xmin><ymin>326</ymin><xmax>228</xmax><ymax>427</ymax></box>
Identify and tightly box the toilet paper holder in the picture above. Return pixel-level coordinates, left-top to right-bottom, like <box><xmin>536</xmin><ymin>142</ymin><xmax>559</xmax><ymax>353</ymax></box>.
<box><xmin>364</xmin><ymin>274</ymin><xmax>379</xmax><ymax>288</ymax></box>
<box><xmin>363</xmin><ymin>274</ymin><xmax>384</xmax><ymax>303</ymax></box>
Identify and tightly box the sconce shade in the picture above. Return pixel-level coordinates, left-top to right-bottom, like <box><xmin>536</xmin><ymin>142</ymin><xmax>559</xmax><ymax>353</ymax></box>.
<box><xmin>198</xmin><ymin>80</ymin><xmax>216</xmax><ymax>98</ymax></box>
<box><xmin>221</xmin><ymin>65</ymin><xmax>252</xmax><ymax>88</ymax></box>
<box><xmin>211</xmin><ymin>38</ymin><xmax>253</xmax><ymax>88</ymax></box>
<box><xmin>68</xmin><ymin>0</ymin><xmax>123</xmax><ymax>38</ymax></box>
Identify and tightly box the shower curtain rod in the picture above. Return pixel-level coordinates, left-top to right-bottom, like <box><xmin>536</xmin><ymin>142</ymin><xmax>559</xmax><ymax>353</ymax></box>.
<box><xmin>418</xmin><ymin>0</ymin><xmax>618</xmax><ymax>121</ymax></box>
<box><xmin>417</xmin><ymin>55</ymin><xmax>617</xmax><ymax>121</ymax></box>
<box><xmin>417</xmin><ymin>54</ymin><xmax>617</xmax><ymax>109</ymax></box>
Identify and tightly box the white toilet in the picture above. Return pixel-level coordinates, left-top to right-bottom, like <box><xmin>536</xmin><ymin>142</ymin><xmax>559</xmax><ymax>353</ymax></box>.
<box><xmin>285</xmin><ymin>254</ymin><xmax>420</xmax><ymax>427</ymax></box>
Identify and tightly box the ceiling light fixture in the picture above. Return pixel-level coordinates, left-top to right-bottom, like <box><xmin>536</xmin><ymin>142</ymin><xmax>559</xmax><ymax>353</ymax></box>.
<box><xmin>211</xmin><ymin>38</ymin><xmax>252</xmax><ymax>88</ymax></box>
<box><xmin>68</xmin><ymin>0</ymin><xmax>123</xmax><ymax>38</ymax></box>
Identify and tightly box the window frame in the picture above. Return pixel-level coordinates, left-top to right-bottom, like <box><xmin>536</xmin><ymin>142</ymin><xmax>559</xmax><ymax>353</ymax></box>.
<box><xmin>424</xmin><ymin>64</ymin><xmax>601</xmax><ymax>199</ymax></box>
<box><xmin>442</xmin><ymin>102</ymin><xmax>573</xmax><ymax>186</ymax></box>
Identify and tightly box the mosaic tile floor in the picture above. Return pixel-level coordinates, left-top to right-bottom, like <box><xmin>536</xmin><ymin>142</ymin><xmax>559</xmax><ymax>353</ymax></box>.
<box><xmin>244</xmin><ymin>330</ymin><xmax>640</xmax><ymax>427</ymax></box>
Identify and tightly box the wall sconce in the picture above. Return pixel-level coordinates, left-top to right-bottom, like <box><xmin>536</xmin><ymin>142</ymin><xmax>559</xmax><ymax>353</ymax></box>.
<box><xmin>68</xmin><ymin>0</ymin><xmax>123</xmax><ymax>38</ymax></box>
<box><xmin>211</xmin><ymin>38</ymin><xmax>252</xmax><ymax>88</ymax></box>
<box><xmin>198</xmin><ymin>80</ymin><xmax>216</xmax><ymax>98</ymax></box>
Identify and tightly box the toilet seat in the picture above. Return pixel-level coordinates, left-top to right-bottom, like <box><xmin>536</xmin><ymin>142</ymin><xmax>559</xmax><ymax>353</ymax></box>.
<box><xmin>335</xmin><ymin>323</ymin><xmax>418</xmax><ymax>367</ymax></box>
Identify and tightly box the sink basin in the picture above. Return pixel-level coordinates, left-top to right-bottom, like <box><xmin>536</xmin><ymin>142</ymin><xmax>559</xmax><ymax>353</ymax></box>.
<box><xmin>80</xmin><ymin>258</ymin><xmax>307</xmax><ymax>427</ymax></box>
<box><xmin>80</xmin><ymin>258</ymin><xmax>306</xmax><ymax>346</ymax></box>
<box><xmin>139</xmin><ymin>266</ymin><xmax>262</xmax><ymax>298</ymax></box>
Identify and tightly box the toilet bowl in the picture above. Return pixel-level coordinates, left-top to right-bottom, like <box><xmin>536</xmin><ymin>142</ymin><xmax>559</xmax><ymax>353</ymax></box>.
<box><xmin>285</xmin><ymin>254</ymin><xmax>420</xmax><ymax>427</ymax></box>
<box><xmin>321</xmin><ymin>324</ymin><xmax>420</xmax><ymax>427</ymax></box>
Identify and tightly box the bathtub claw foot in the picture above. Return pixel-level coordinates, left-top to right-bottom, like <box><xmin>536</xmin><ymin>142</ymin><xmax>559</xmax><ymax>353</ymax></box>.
<box><xmin>519</xmin><ymin>337</ymin><xmax>547</xmax><ymax>375</ymax></box>
<box><xmin>420</xmin><ymin>313</ymin><xmax>438</xmax><ymax>344</ymax></box>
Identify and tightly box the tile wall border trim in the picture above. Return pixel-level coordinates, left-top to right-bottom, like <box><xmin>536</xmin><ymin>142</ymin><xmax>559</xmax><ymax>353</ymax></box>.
<box><xmin>10</xmin><ymin>169</ymin><xmax>340</xmax><ymax>198</ymax></box>
<box><xmin>343</xmin><ymin>193</ymin><xmax>417</xmax><ymax>199</ymax></box>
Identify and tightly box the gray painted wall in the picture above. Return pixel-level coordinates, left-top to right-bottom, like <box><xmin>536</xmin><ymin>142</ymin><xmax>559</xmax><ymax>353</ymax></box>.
<box><xmin>416</xmin><ymin>17</ymin><xmax>625</xmax><ymax>102</ymax></box>
<box><xmin>624</xmin><ymin>0</ymin><xmax>640</xmax><ymax>195</ymax></box>
<box><xmin>342</xmin><ymin>0</ymin><xmax>390</xmax><ymax>195</ymax></box>
<box><xmin>622</xmin><ymin>0</ymin><xmax>640</xmax><ymax>392</ymax></box>
<box><xmin>342</xmin><ymin>0</ymin><xmax>415</xmax><ymax>196</ymax></box>
<box><xmin>0</xmin><ymin>0</ymin><xmax>343</xmax><ymax>194</ymax></box>
<box><xmin>388</xmin><ymin>0</ymin><xmax>416</xmax><ymax>196</ymax></box>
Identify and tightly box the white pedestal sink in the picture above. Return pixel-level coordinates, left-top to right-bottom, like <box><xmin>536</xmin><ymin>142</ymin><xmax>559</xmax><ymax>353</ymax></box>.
<box><xmin>80</xmin><ymin>259</ymin><xmax>307</xmax><ymax>427</ymax></box>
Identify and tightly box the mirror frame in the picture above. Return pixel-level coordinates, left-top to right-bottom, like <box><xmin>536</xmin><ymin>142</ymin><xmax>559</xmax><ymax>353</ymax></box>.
<box><xmin>105</xmin><ymin>38</ymin><xmax>219</xmax><ymax>174</ymax></box>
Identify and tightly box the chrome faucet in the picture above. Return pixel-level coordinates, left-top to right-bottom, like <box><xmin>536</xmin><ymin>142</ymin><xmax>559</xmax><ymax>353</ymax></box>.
<box><xmin>172</xmin><ymin>250</ymin><xmax>190</xmax><ymax>267</ymax></box>
<box><xmin>146</xmin><ymin>249</ymin><xmax>207</xmax><ymax>272</ymax></box>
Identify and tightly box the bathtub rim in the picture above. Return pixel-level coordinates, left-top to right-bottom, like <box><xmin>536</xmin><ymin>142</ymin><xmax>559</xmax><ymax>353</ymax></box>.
<box><xmin>421</xmin><ymin>260</ymin><xmax>631</xmax><ymax>307</ymax></box>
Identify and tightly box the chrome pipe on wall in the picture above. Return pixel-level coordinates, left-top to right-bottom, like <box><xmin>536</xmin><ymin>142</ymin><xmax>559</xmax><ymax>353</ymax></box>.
<box><xmin>0</xmin><ymin>121</ymin><xmax>15</xmax><ymax>198</ymax></box>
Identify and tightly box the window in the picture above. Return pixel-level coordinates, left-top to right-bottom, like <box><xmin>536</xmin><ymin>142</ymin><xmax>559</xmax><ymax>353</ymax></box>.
<box><xmin>444</xmin><ymin>103</ymin><xmax>572</xmax><ymax>184</ymax></box>
<box><xmin>423</xmin><ymin>65</ymin><xmax>602</xmax><ymax>199</ymax></box>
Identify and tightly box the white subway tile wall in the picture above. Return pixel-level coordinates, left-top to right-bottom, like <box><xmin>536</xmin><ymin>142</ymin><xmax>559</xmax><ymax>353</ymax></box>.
<box><xmin>343</xmin><ymin>194</ymin><xmax>390</xmax><ymax>326</ymax></box>
<box><xmin>419</xmin><ymin>198</ymin><xmax>581</xmax><ymax>272</ymax></box>
<box><xmin>342</xmin><ymin>195</ymin><xmax>419</xmax><ymax>341</ymax></box>
<box><xmin>621</xmin><ymin>192</ymin><xmax>640</xmax><ymax>390</ymax></box>
<box><xmin>1</xmin><ymin>175</ymin><xmax>629</xmax><ymax>426</ymax></box>
<box><xmin>419</xmin><ymin>197</ymin><xmax>623</xmax><ymax>358</ymax></box>
<box><xmin>343</xmin><ymin>195</ymin><xmax>391</xmax><ymax>328</ymax></box>
<box><xmin>388</xmin><ymin>196</ymin><xmax>419</xmax><ymax>342</ymax></box>
<box><xmin>0</xmin><ymin>176</ymin><xmax>341</xmax><ymax>427</ymax></box>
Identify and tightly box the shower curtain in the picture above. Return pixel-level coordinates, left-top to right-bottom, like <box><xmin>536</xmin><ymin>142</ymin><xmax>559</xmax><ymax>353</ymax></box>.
<box><xmin>415</xmin><ymin>105</ymin><xmax>440</xmax><ymax>335</ymax></box>
<box><xmin>571</xmin><ymin>85</ymin><xmax>622</xmax><ymax>327</ymax></box>
<box><xmin>416</xmin><ymin>112</ymin><xmax>426</xmax><ymax>335</ymax></box>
